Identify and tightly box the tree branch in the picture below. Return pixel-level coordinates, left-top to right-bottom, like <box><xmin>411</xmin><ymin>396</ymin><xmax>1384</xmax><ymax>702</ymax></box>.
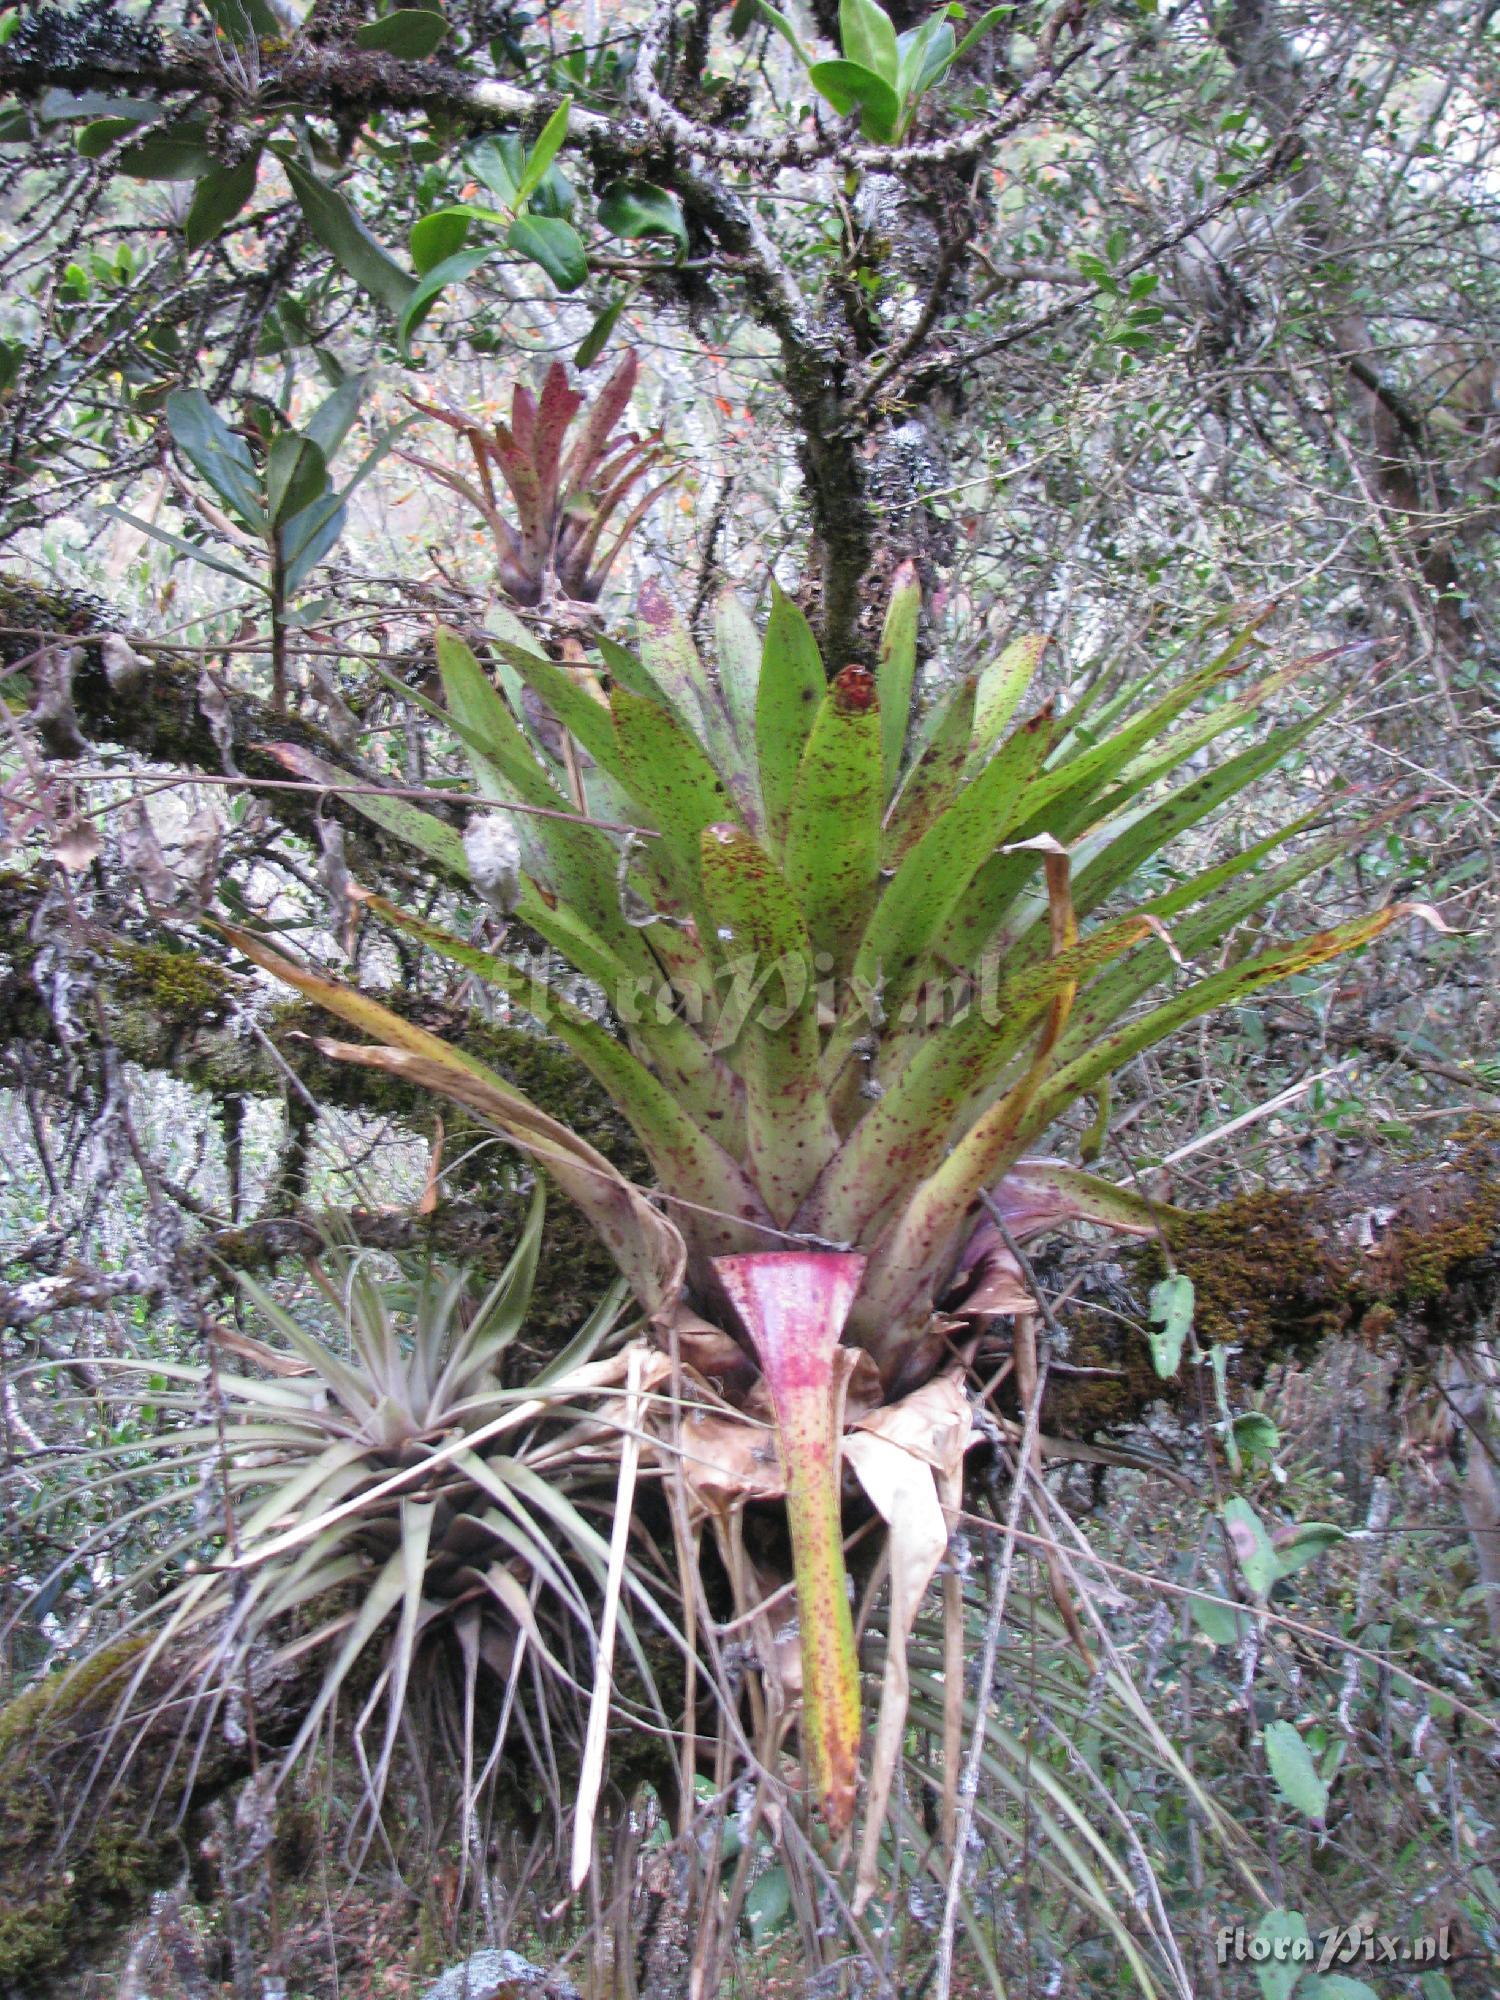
<box><xmin>2</xmin><ymin>576</ymin><xmax>451</xmax><ymax>882</ymax></box>
<box><xmin>1034</xmin><ymin>1118</ymin><xmax>1500</xmax><ymax>1444</ymax></box>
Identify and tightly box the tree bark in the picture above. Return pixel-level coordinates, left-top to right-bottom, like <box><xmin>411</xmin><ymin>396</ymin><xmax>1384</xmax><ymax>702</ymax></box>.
<box><xmin>2</xmin><ymin>577</ymin><xmax>450</xmax><ymax>882</ymax></box>
<box><xmin>1035</xmin><ymin>1117</ymin><xmax>1500</xmax><ymax>1443</ymax></box>
<box><xmin>0</xmin><ymin>1639</ymin><xmax>324</xmax><ymax>1996</ymax></box>
<box><xmin>0</xmin><ymin>866</ymin><xmax>637</xmax><ymax>1345</ymax></box>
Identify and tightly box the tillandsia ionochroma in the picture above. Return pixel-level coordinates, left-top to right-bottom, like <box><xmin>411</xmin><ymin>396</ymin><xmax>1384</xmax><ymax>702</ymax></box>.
<box><xmin>6</xmin><ymin>1196</ymin><xmax>687</xmax><ymax>1865</ymax></box>
<box><xmin>226</xmin><ymin>366</ymin><xmax>1434</xmax><ymax>1832</ymax></box>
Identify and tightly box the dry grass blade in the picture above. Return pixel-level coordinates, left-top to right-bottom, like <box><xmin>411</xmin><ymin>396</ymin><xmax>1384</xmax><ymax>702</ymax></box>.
<box><xmin>306</xmin><ymin>1037</ymin><xmax>687</xmax><ymax>1317</ymax></box>
<box><xmin>843</xmin><ymin>1433</ymin><xmax>948</xmax><ymax>1915</ymax></box>
<box><xmin>570</xmin><ymin>1344</ymin><xmax>648</xmax><ymax>1890</ymax></box>
<box><xmin>845</xmin><ymin>1374</ymin><xmax>975</xmax><ymax>1912</ymax></box>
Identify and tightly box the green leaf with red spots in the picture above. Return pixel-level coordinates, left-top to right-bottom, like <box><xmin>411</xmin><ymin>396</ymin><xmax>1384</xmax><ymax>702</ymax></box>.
<box><xmin>782</xmin><ymin>664</ymin><xmax>884</xmax><ymax>972</ymax></box>
<box><xmin>756</xmin><ymin>582</ymin><xmax>827</xmax><ymax>853</ymax></box>
<box><xmin>701</xmin><ymin>824</ymin><xmax>837</xmax><ymax>1224</ymax></box>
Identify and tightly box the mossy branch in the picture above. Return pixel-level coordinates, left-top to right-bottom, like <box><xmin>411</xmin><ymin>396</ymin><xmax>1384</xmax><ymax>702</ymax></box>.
<box><xmin>1038</xmin><ymin>1118</ymin><xmax>1500</xmax><ymax>1440</ymax></box>
<box><xmin>0</xmin><ymin>1639</ymin><xmax>326</xmax><ymax>1994</ymax></box>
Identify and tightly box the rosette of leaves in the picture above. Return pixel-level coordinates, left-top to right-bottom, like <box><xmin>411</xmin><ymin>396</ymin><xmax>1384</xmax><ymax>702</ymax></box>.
<box><xmin>737</xmin><ymin>0</ymin><xmax>1009</xmax><ymax>143</ymax></box>
<box><xmin>226</xmin><ymin>561</ymin><xmax>1430</xmax><ymax>1844</ymax></box>
<box><xmin>8</xmin><ymin>1196</ymin><xmax>677</xmax><ymax>1841</ymax></box>
<box><xmin>403</xmin><ymin>350</ymin><xmax>674</xmax><ymax>606</ymax></box>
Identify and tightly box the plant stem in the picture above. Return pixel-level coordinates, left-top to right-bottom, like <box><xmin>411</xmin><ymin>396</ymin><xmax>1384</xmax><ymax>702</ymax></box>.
<box><xmin>270</xmin><ymin>539</ymin><xmax>288</xmax><ymax>714</ymax></box>
<box><xmin>771</xmin><ymin>1367</ymin><xmax>861</xmax><ymax>1837</ymax></box>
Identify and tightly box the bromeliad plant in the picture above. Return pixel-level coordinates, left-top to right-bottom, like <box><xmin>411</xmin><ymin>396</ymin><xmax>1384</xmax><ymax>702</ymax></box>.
<box><xmin>403</xmin><ymin>350</ymin><xmax>674</xmax><ymax>607</ymax></box>
<box><xmin>9</xmin><ymin>1199</ymin><xmax>671</xmax><ymax>1844</ymax></box>
<box><xmin>228</xmin><ymin>556</ymin><xmax>1426</xmax><ymax>1844</ymax></box>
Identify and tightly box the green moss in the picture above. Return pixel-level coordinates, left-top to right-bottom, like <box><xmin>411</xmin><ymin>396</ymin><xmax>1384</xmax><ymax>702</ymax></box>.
<box><xmin>1375</xmin><ymin>1118</ymin><xmax>1500</xmax><ymax>1302</ymax></box>
<box><xmin>1047</xmin><ymin>1118</ymin><xmax>1500</xmax><ymax>1437</ymax></box>
<box><xmin>109</xmin><ymin>940</ymin><xmax>237</xmax><ymax>1022</ymax></box>
<box><xmin>0</xmin><ymin>577</ymin><xmax>105</xmax><ymax>663</ymax></box>
<box><xmin>0</xmin><ymin>1639</ymin><xmax>173</xmax><ymax>1991</ymax></box>
<box><xmin>1033</xmin><ymin>1189</ymin><xmax>1345</xmax><ymax>1433</ymax></box>
<box><xmin>0</xmin><ymin>1636</ymin><xmax>146</xmax><ymax>1760</ymax></box>
<box><xmin>1165</xmin><ymin>1190</ymin><xmax>1347</xmax><ymax>1361</ymax></box>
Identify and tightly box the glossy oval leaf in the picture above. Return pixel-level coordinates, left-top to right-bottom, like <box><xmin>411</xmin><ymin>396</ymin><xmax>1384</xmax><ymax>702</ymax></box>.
<box><xmin>597</xmin><ymin>180</ymin><xmax>689</xmax><ymax>259</ymax></box>
<box><xmin>409</xmin><ymin>206</ymin><xmax>470</xmax><ymax>275</ymax></box>
<box><xmin>353</xmin><ymin>8</ymin><xmax>449</xmax><ymax>58</ymax></box>
<box><xmin>183</xmin><ymin>153</ymin><xmax>259</xmax><ymax>249</ymax></box>
<box><xmin>896</xmin><ymin>16</ymin><xmax>954</xmax><ymax>102</ymax></box>
<box><xmin>397</xmin><ymin>247</ymin><xmax>490</xmax><ymax>357</ymax></box>
<box><xmin>507</xmin><ymin>212</ymin><xmax>587</xmax><ymax>292</ymax></box>
<box><xmin>265</xmin><ymin>430</ymin><xmax>327</xmax><ymax>528</ymax></box>
<box><xmin>280</xmin><ymin>492</ymin><xmax>346</xmax><ymax>593</ymax></box>
<box><xmin>807</xmin><ymin>59</ymin><xmax>901</xmax><ymax>142</ymax></box>
<box><xmin>839</xmin><ymin>0</ymin><xmax>900</xmax><ymax>83</ymax></box>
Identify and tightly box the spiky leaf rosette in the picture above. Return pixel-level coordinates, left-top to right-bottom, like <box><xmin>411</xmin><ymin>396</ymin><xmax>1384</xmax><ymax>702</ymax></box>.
<box><xmin>403</xmin><ymin>351</ymin><xmax>674</xmax><ymax>606</ymax></box>
<box><xmin>234</xmin><ymin>566</ymin><xmax>1434</xmax><ymax>1825</ymax></box>
<box><xmin>4</xmin><ymin>1201</ymin><xmax>678</xmax><ymax>1845</ymax></box>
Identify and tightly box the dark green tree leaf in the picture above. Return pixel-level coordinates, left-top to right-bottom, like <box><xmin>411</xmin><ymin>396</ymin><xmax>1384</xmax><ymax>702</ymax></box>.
<box><xmin>839</xmin><ymin>0</ymin><xmax>899</xmax><ymax>84</ymax></box>
<box><xmin>806</xmin><ymin>60</ymin><xmax>902</xmax><ymax>142</ymax></box>
<box><xmin>80</xmin><ymin>117</ymin><xmax>213</xmax><ymax>179</ymax></box>
<box><xmin>574</xmin><ymin>292</ymin><xmax>628</xmax><ymax>368</ymax></box>
<box><xmin>164</xmin><ymin>387</ymin><xmax>267</xmax><ymax>531</ymax></box>
<box><xmin>507</xmin><ymin>213</ymin><xmax>587</xmax><ymax>292</ymax></box>
<box><xmin>183</xmin><ymin>154</ymin><xmax>260</xmax><ymax>250</ymax></box>
<box><xmin>513</xmin><ymin>96</ymin><xmax>572</xmax><ymax>208</ymax></box>
<box><xmin>597</xmin><ymin>181</ymin><xmax>688</xmax><ymax>259</ymax></box>
<box><xmin>353</xmin><ymin>9</ymin><xmax>450</xmax><ymax>58</ymax></box>
<box><xmin>301</xmin><ymin>374</ymin><xmax>368</xmax><ymax>461</ymax></box>
<box><xmin>282</xmin><ymin>157</ymin><xmax>416</xmax><ymax>318</ymax></box>
<box><xmin>280</xmin><ymin>492</ymin><xmax>346</xmax><ymax>593</ymax></box>
<box><xmin>265</xmin><ymin>431</ymin><xmax>328</xmax><ymax>528</ymax></box>
<box><xmin>397</xmin><ymin>248</ymin><xmax>491</xmax><ymax>357</ymax></box>
<box><xmin>409</xmin><ymin>207</ymin><xmax>470</xmax><ymax>275</ymax></box>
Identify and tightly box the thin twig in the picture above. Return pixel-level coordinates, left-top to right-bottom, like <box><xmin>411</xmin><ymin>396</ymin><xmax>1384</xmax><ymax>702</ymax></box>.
<box><xmin>931</xmin><ymin>1312</ymin><xmax>1049</xmax><ymax>2000</ymax></box>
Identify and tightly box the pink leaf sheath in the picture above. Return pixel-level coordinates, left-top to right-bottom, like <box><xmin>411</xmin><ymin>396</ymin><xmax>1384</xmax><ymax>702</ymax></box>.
<box><xmin>714</xmin><ymin>1251</ymin><xmax>866</xmax><ymax>1835</ymax></box>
